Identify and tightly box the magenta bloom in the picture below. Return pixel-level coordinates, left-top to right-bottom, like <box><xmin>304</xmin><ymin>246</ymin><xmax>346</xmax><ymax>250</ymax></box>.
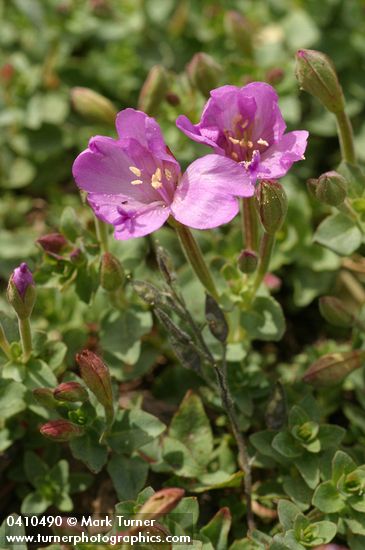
<box><xmin>176</xmin><ymin>82</ymin><xmax>308</xmax><ymax>183</ymax></box>
<box><xmin>12</xmin><ymin>263</ymin><xmax>34</xmax><ymax>298</ymax></box>
<box><xmin>72</xmin><ymin>109</ymin><xmax>254</xmax><ymax>240</ymax></box>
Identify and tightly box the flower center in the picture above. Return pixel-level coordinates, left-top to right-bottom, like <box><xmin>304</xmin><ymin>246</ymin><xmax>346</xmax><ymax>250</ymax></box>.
<box><xmin>223</xmin><ymin>115</ymin><xmax>269</xmax><ymax>165</ymax></box>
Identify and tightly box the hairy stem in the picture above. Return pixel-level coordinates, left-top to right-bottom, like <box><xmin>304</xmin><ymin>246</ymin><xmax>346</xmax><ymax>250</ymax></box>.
<box><xmin>18</xmin><ymin>317</ymin><xmax>32</xmax><ymax>362</ymax></box>
<box><xmin>95</xmin><ymin>217</ymin><xmax>109</xmax><ymax>254</ymax></box>
<box><xmin>0</xmin><ymin>323</ymin><xmax>12</xmax><ymax>360</ymax></box>
<box><xmin>214</xmin><ymin>348</ymin><xmax>255</xmax><ymax>531</ymax></box>
<box><xmin>242</xmin><ymin>198</ymin><xmax>259</xmax><ymax>251</ymax></box>
<box><xmin>174</xmin><ymin>222</ymin><xmax>219</xmax><ymax>300</ymax></box>
<box><xmin>251</xmin><ymin>231</ymin><xmax>275</xmax><ymax>298</ymax></box>
<box><xmin>335</xmin><ymin>109</ymin><xmax>356</xmax><ymax>165</ymax></box>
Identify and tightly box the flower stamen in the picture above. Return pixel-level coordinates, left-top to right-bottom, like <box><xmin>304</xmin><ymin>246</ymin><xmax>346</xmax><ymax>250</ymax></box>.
<box><xmin>129</xmin><ymin>166</ymin><xmax>142</xmax><ymax>177</ymax></box>
<box><xmin>151</xmin><ymin>167</ymin><xmax>163</xmax><ymax>189</ymax></box>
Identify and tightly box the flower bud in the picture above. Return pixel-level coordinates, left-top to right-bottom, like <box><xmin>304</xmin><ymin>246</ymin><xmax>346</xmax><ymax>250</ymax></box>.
<box><xmin>138</xmin><ymin>65</ymin><xmax>169</xmax><ymax>116</ymax></box>
<box><xmin>33</xmin><ymin>388</ymin><xmax>59</xmax><ymax>409</ymax></box>
<box><xmin>224</xmin><ymin>11</ymin><xmax>253</xmax><ymax>56</ymax></box>
<box><xmin>71</xmin><ymin>87</ymin><xmax>117</xmax><ymax>125</ymax></box>
<box><xmin>205</xmin><ymin>294</ymin><xmax>228</xmax><ymax>342</ymax></box>
<box><xmin>187</xmin><ymin>53</ymin><xmax>222</xmax><ymax>97</ymax></box>
<box><xmin>238</xmin><ymin>249</ymin><xmax>258</xmax><ymax>274</ymax></box>
<box><xmin>315</xmin><ymin>171</ymin><xmax>347</xmax><ymax>206</ymax></box>
<box><xmin>265</xmin><ymin>67</ymin><xmax>285</xmax><ymax>85</ymax></box>
<box><xmin>7</xmin><ymin>263</ymin><xmax>36</xmax><ymax>319</ymax></box>
<box><xmin>319</xmin><ymin>296</ymin><xmax>354</xmax><ymax>328</ymax></box>
<box><xmin>303</xmin><ymin>351</ymin><xmax>365</xmax><ymax>387</ymax></box>
<box><xmin>100</xmin><ymin>252</ymin><xmax>125</xmax><ymax>291</ymax></box>
<box><xmin>295</xmin><ymin>49</ymin><xmax>345</xmax><ymax>113</ymax></box>
<box><xmin>255</xmin><ymin>180</ymin><xmax>288</xmax><ymax>234</ymax></box>
<box><xmin>69</xmin><ymin>247</ymin><xmax>86</xmax><ymax>266</ymax></box>
<box><xmin>139</xmin><ymin>488</ymin><xmax>185</xmax><ymax>519</ymax></box>
<box><xmin>54</xmin><ymin>382</ymin><xmax>88</xmax><ymax>403</ymax></box>
<box><xmin>40</xmin><ymin>419</ymin><xmax>84</xmax><ymax>441</ymax></box>
<box><xmin>37</xmin><ymin>233</ymin><xmax>68</xmax><ymax>256</ymax></box>
<box><xmin>76</xmin><ymin>350</ymin><xmax>114</xmax><ymax>422</ymax></box>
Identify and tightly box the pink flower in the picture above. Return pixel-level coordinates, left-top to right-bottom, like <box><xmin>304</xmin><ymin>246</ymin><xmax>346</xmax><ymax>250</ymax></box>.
<box><xmin>176</xmin><ymin>82</ymin><xmax>308</xmax><ymax>183</ymax></box>
<box><xmin>72</xmin><ymin>109</ymin><xmax>254</xmax><ymax>240</ymax></box>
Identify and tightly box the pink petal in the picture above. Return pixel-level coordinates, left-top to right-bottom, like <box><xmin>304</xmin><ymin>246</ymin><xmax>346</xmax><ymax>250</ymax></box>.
<box><xmin>73</xmin><ymin>136</ymin><xmax>148</xmax><ymax>201</ymax></box>
<box><xmin>171</xmin><ymin>155</ymin><xmax>254</xmax><ymax>230</ymax></box>
<box><xmin>258</xmin><ymin>130</ymin><xmax>309</xmax><ymax>179</ymax></box>
<box><xmin>88</xmin><ymin>193</ymin><xmax>170</xmax><ymax>240</ymax></box>
<box><xmin>241</xmin><ymin>82</ymin><xmax>286</xmax><ymax>144</ymax></box>
<box><xmin>116</xmin><ymin>108</ymin><xmax>177</xmax><ymax>165</ymax></box>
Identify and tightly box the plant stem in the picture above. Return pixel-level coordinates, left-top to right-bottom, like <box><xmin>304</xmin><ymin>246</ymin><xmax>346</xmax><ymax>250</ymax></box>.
<box><xmin>174</xmin><ymin>222</ymin><xmax>219</xmax><ymax>300</ymax></box>
<box><xmin>251</xmin><ymin>231</ymin><xmax>275</xmax><ymax>298</ymax></box>
<box><xmin>18</xmin><ymin>317</ymin><xmax>32</xmax><ymax>362</ymax></box>
<box><xmin>95</xmin><ymin>217</ymin><xmax>109</xmax><ymax>253</ymax></box>
<box><xmin>0</xmin><ymin>323</ymin><xmax>12</xmax><ymax>360</ymax></box>
<box><xmin>214</xmin><ymin>348</ymin><xmax>255</xmax><ymax>531</ymax></box>
<box><xmin>335</xmin><ymin>109</ymin><xmax>356</xmax><ymax>165</ymax></box>
<box><xmin>242</xmin><ymin>198</ymin><xmax>259</xmax><ymax>251</ymax></box>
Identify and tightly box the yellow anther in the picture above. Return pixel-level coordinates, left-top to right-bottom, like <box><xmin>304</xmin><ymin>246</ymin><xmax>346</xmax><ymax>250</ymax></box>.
<box><xmin>231</xmin><ymin>152</ymin><xmax>239</xmax><ymax>160</ymax></box>
<box><xmin>257</xmin><ymin>138</ymin><xmax>269</xmax><ymax>147</ymax></box>
<box><xmin>129</xmin><ymin>166</ymin><xmax>141</xmax><ymax>177</ymax></box>
<box><xmin>247</xmin><ymin>140</ymin><xmax>253</xmax><ymax>148</ymax></box>
<box><xmin>164</xmin><ymin>168</ymin><xmax>172</xmax><ymax>180</ymax></box>
<box><xmin>131</xmin><ymin>179</ymin><xmax>143</xmax><ymax>185</ymax></box>
<box><xmin>228</xmin><ymin>136</ymin><xmax>241</xmax><ymax>145</ymax></box>
<box><xmin>151</xmin><ymin>167</ymin><xmax>162</xmax><ymax>189</ymax></box>
<box><xmin>241</xmin><ymin>119</ymin><xmax>249</xmax><ymax>129</ymax></box>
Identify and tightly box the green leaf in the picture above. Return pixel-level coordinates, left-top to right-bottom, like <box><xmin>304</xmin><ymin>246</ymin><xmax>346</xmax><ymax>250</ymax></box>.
<box><xmin>318</xmin><ymin>424</ymin><xmax>345</xmax><ymax>448</ymax></box>
<box><xmin>200</xmin><ymin>508</ymin><xmax>231</xmax><ymax>550</ymax></box>
<box><xmin>332</xmin><ymin>450</ymin><xmax>357</xmax><ymax>483</ymax></box>
<box><xmin>24</xmin><ymin>451</ymin><xmax>48</xmax><ymax>487</ymax></box>
<box><xmin>240</xmin><ymin>296</ymin><xmax>285</xmax><ymax>341</ymax></box>
<box><xmin>69</xmin><ymin>429</ymin><xmax>108</xmax><ymax>473</ymax></box>
<box><xmin>310</xmin><ymin>520</ymin><xmax>337</xmax><ymax>545</ymax></box>
<box><xmin>312</xmin><ymin>480</ymin><xmax>345</xmax><ymax>513</ymax></box>
<box><xmin>106</xmin><ymin>409</ymin><xmax>166</xmax><ymax>454</ymax></box>
<box><xmin>162</xmin><ymin>436</ymin><xmax>203</xmax><ymax>478</ymax></box>
<box><xmin>314</xmin><ymin>213</ymin><xmax>362</xmax><ymax>256</ymax></box>
<box><xmin>101</xmin><ymin>309</ymin><xmax>153</xmax><ymax>364</ymax></box>
<box><xmin>21</xmin><ymin>491</ymin><xmax>50</xmax><ymax>515</ymax></box>
<box><xmin>294</xmin><ymin>455</ymin><xmax>320</xmax><ymax>489</ymax></box>
<box><xmin>0</xmin><ymin>380</ymin><xmax>26</xmax><ymax>419</ymax></box>
<box><xmin>24</xmin><ymin>358</ymin><xmax>57</xmax><ymax>389</ymax></box>
<box><xmin>107</xmin><ymin>454</ymin><xmax>148</xmax><ymax>501</ymax></box>
<box><xmin>0</xmin><ymin>514</ymin><xmax>27</xmax><ymax>550</ymax></box>
<box><xmin>278</xmin><ymin>500</ymin><xmax>302</xmax><ymax>530</ymax></box>
<box><xmin>344</xmin><ymin>510</ymin><xmax>365</xmax><ymax>535</ymax></box>
<box><xmin>289</xmin><ymin>406</ymin><xmax>310</xmax><ymax>429</ymax></box>
<box><xmin>169</xmin><ymin>391</ymin><xmax>213</xmax><ymax>467</ymax></box>
<box><xmin>272</xmin><ymin>431</ymin><xmax>302</xmax><ymax>458</ymax></box>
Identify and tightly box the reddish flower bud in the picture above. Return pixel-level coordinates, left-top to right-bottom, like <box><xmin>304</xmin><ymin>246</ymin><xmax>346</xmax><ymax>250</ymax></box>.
<box><xmin>71</xmin><ymin>87</ymin><xmax>117</xmax><ymax>125</ymax></box>
<box><xmin>295</xmin><ymin>49</ymin><xmax>345</xmax><ymax>113</ymax></box>
<box><xmin>40</xmin><ymin>420</ymin><xmax>84</xmax><ymax>441</ymax></box>
<box><xmin>139</xmin><ymin>488</ymin><xmax>185</xmax><ymax>519</ymax></box>
<box><xmin>187</xmin><ymin>53</ymin><xmax>222</xmax><ymax>97</ymax></box>
<box><xmin>37</xmin><ymin>233</ymin><xmax>67</xmax><ymax>255</ymax></box>
<box><xmin>7</xmin><ymin>263</ymin><xmax>36</xmax><ymax>319</ymax></box>
<box><xmin>255</xmin><ymin>180</ymin><xmax>288</xmax><ymax>234</ymax></box>
<box><xmin>238</xmin><ymin>249</ymin><xmax>258</xmax><ymax>274</ymax></box>
<box><xmin>265</xmin><ymin>67</ymin><xmax>285</xmax><ymax>85</ymax></box>
<box><xmin>76</xmin><ymin>350</ymin><xmax>114</xmax><ymax>422</ymax></box>
<box><xmin>100</xmin><ymin>252</ymin><xmax>125</xmax><ymax>291</ymax></box>
<box><xmin>303</xmin><ymin>351</ymin><xmax>365</xmax><ymax>387</ymax></box>
<box><xmin>264</xmin><ymin>273</ymin><xmax>282</xmax><ymax>291</ymax></box>
<box><xmin>138</xmin><ymin>65</ymin><xmax>169</xmax><ymax>116</ymax></box>
<box><xmin>53</xmin><ymin>382</ymin><xmax>88</xmax><ymax>403</ymax></box>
